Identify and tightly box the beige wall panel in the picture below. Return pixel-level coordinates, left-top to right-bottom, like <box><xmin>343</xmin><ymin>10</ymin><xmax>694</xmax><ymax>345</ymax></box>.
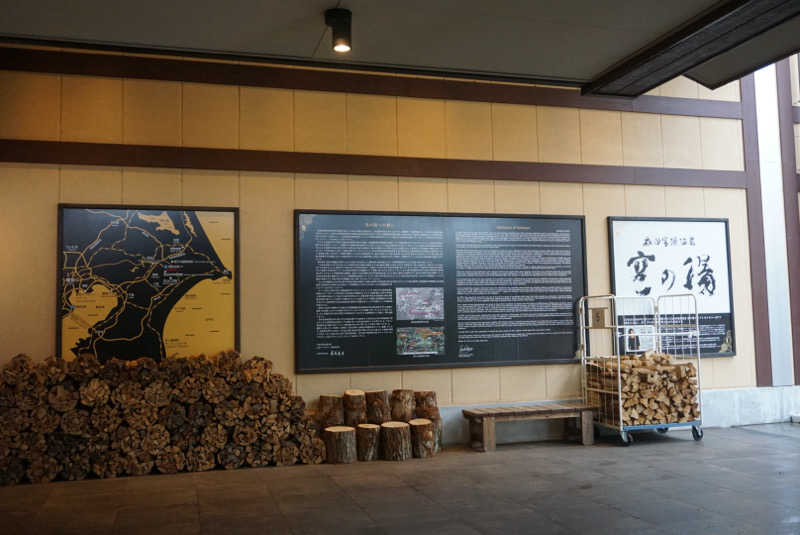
<box><xmin>239</xmin><ymin>87</ymin><xmax>293</xmax><ymax>151</ymax></box>
<box><xmin>700</xmin><ymin>118</ymin><xmax>744</xmax><ymax>171</ymax></box>
<box><xmin>583</xmin><ymin>183</ymin><xmax>625</xmax><ymax>294</ymax></box>
<box><xmin>239</xmin><ymin>172</ymin><xmax>295</xmax><ymax>379</ymax></box>
<box><xmin>397</xmin><ymin>97</ymin><xmax>445</xmax><ymax>158</ymax></box>
<box><xmin>447</xmin><ymin>179</ymin><xmax>494</xmax><ymax>213</ymax></box>
<box><xmin>60</xmin><ymin>166</ymin><xmax>122</xmax><ymax>203</ymax></box>
<box><xmin>662</xmin><ymin>116</ymin><xmax>703</xmax><ymax>169</ymax></box>
<box><xmin>182</xmin><ymin>83</ymin><xmax>239</xmax><ymax>149</ymax></box>
<box><xmin>398</xmin><ymin>177</ymin><xmax>447</xmax><ymax>212</ymax></box>
<box><xmin>703</xmin><ymin>187</ymin><xmax>756</xmax><ymax>388</ymax></box>
<box><xmin>122</xmin><ymin>168</ymin><xmax>181</xmax><ymax>205</ymax></box>
<box><xmin>452</xmin><ymin>367</ymin><xmax>500</xmax><ymax>404</ymax></box>
<box><xmin>579</xmin><ymin>109</ymin><xmax>623</xmax><ymax>166</ymax></box>
<box><xmin>445</xmin><ymin>100</ymin><xmax>492</xmax><ymax>160</ymax></box>
<box><xmin>540</xmin><ymin>182</ymin><xmax>583</xmax><ymax>215</ymax></box>
<box><xmin>0</xmin><ymin>71</ymin><xmax>60</xmax><ymax>140</ymax></box>
<box><xmin>625</xmin><ymin>185</ymin><xmax>666</xmax><ymax>217</ymax></box>
<box><xmin>181</xmin><ymin>170</ymin><xmax>240</xmax><ymax>206</ymax></box>
<box><xmin>494</xmin><ymin>180</ymin><xmax>541</xmax><ymax>214</ymax></box>
<box><xmin>545</xmin><ymin>364</ymin><xmax>581</xmax><ymax>399</ymax></box>
<box><xmin>294</xmin><ymin>90</ymin><xmax>346</xmax><ymax>154</ymax></box>
<box><xmin>61</xmin><ymin>75</ymin><xmax>122</xmax><ymax>143</ymax></box>
<box><xmin>402</xmin><ymin>369</ymin><xmax>453</xmax><ymax>405</ymax></box>
<box><xmin>537</xmin><ymin>106</ymin><xmax>580</xmax><ymax>164</ymax></box>
<box><xmin>664</xmin><ymin>186</ymin><xmax>705</xmax><ymax>217</ymax></box>
<box><xmin>491</xmin><ymin>103</ymin><xmax>538</xmax><ymax>162</ymax></box>
<box><xmin>621</xmin><ymin>113</ymin><xmax>663</xmax><ymax>167</ymax></box>
<box><xmin>0</xmin><ymin>164</ymin><xmax>59</xmax><ymax>361</ymax></box>
<box><xmin>123</xmin><ymin>79</ymin><xmax>181</xmax><ymax>146</ymax></box>
<box><xmin>499</xmin><ymin>366</ymin><xmax>547</xmax><ymax>402</ymax></box>
<box><xmin>295</xmin><ymin>173</ymin><xmax>348</xmax><ymax>209</ymax></box>
<box><xmin>697</xmin><ymin>80</ymin><xmax>741</xmax><ymax>102</ymax></box>
<box><xmin>348</xmin><ymin>175</ymin><xmax>399</xmax><ymax>210</ymax></box>
<box><xmin>349</xmin><ymin>371</ymin><xmax>403</xmax><ymax>393</ymax></box>
<box><xmin>659</xmin><ymin>76</ymin><xmax>699</xmax><ymax>99</ymax></box>
<box><xmin>296</xmin><ymin>373</ymin><xmax>352</xmax><ymax>408</ymax></box>
<box><xmin>346</xmin><ymin>94</ymin><xmax>398</xmax><ymax>156</ymax></box>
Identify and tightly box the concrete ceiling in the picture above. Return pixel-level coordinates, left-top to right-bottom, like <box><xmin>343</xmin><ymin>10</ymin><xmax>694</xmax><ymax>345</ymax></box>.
<box><xmin>0</xmin><ymin>0</ymin><xmax>723</xmax><ymax>85</ymax></box>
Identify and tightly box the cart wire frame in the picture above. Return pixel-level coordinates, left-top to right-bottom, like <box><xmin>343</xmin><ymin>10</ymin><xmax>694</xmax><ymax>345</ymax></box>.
<box><xmin>578</xmin><ymin>294</ymin><xmax>703</xmax><ymax>444</ymax></box>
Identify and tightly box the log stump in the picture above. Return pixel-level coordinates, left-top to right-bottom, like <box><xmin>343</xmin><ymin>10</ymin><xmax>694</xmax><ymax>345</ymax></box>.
<box><xmin>317</xmin><ymin>394</ymin><xmax>344</xmax><ymax>428</ymax></box>
<box><xmin>356</xmin><ymin>423</ymin><xmax>380</xmax><ymax>462</ymax></box>
<box><xmin>380</xmin><ymin>421</ymin><xmax>411</xmax><ymax>461</ymax></box>
<box><xmin>365</xmin><ymin>390</ymin><xmax>391</xmax><ymax>424</ymax></box>
<box><xmin>409</xmin><ymin>418</ymin><xmax>435</xmax><ymax>458</ymax></box>
<box><xmin>323</xmin><ymin>426</ymin><xmax>356</xmax><ymax>464</ymax></box>
<box><xmin>430</xmin><ymin>416</ymin><xmax>444</xmax><ymax>453</ymax></box>
<box><xmin>390</xmin><ymin>389</ymin><xmax>414</xmax><ymax>421</ymax></box>
<box><xmin>343</xmin><ymin>389</ymin><xmax>367</xmax><ymax>427</ymax></box>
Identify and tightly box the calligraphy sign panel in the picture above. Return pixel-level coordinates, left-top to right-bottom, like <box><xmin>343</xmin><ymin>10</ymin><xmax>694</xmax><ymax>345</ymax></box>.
<box><xmin>608</xmin><ymin>217</ymin><xmax>735</xmax><ymax>357</ymax></box>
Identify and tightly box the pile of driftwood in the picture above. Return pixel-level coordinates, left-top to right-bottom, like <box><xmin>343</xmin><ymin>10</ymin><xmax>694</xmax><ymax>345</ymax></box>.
<box><xmin>586</xmin><ymin>352</ymin><xmax>700</xmax><ymax>427</ymax></box>
<box><xmin>0</xmin><ymin>352</ymin><xmax>324</xmax><ymax>486</ymax></box>
<box><xmin>316</xmin><ymin>389</ymin><xmax>442</xmax><ymax>463</ymax></box>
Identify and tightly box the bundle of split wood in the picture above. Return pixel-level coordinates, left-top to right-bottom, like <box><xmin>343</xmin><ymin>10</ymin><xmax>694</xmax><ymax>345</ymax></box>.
<box><xmin>0</xmin><ymin>352</ymin><xmax>324</xmax><ymax>486</ymax></box>
<box><xmin>318</xmin><ymin>388</ymin><xmax>442</xmax><ymax>462</ymax></box>
<box><xmin>586</xmin><ymin>352</ymin><xmax>699</xmax><ymax>426</ymax></box>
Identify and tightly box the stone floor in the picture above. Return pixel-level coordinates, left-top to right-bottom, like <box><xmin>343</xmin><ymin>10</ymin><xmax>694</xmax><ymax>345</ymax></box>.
<box><xmin>1</xmin><ymin>423</ymin><xmax>799</xmax><ymax>534</ymax></box>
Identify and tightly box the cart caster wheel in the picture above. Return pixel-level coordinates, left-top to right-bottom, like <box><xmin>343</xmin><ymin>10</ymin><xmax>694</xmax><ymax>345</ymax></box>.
<box><xmin>691</xmin><ymin>425</ymin><xmax>703</xmax><ymax>441</ymax></box>
<box><xmin>656</xmin><ymin>427</ymin><xmax>669</xmax><ymax>434</ymax></box>
<box><xmin>620</xmin><ymin>432</ymin><xmax>634</xmax><ymax>446</ymax></box>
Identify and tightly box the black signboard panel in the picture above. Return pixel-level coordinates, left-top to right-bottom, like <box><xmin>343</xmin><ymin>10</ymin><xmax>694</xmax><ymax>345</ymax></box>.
<box><xmin>295</xmin><ymin>210</ymin><xmax>587</xmax><ymax>373</ymax></box>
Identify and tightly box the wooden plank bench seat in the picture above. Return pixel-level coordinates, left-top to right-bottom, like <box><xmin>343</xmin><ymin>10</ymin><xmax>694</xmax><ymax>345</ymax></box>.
<box><xmin>462</xmin><ymin>401</ymin><xmax>595</xmax><ymax>451</ymax></box>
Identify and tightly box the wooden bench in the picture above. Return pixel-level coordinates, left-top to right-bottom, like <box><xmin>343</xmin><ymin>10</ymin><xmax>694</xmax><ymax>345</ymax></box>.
<box><xmin>462</xmin><ymin>401</ymin><xmax>595</xmax><ymax>451</ymax></box>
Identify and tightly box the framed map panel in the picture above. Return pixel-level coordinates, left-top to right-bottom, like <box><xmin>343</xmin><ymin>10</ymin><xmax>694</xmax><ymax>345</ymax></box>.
<box><xmin>57</xmin><ymin>205</ymin><xmax>239</xmax><ymax>362</ymax></box>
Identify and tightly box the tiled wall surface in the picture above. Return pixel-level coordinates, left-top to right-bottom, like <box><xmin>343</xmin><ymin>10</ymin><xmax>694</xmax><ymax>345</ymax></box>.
<box><xmin>0</xmin><ymin>70</ymin><xmax>745</xmax><ymax>171</ymax></box>
<box><xmin>0</xmin><ymin>165</ymin><xmax>758</xmax><ymax>406</ymax></box>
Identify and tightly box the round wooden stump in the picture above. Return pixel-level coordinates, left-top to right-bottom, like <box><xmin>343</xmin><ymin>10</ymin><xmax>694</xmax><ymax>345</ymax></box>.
<box><xmin>343</xmin><ymin>389</ymin><xmax>367</xmax><ymax>427</ymax></box>
<box><xmin>365</xmin><ymin>390</ymin><xmax>391</xmax><ymax>424</ymax></box>
<box><xmin>380</xmin><ymin>421</ymin><xmax>412</xmax><ymax>461</ymax></box>
<box><xmin>323</xmin><ymin>426</ymin><xmax>356</xmax><ymax>464</ymax></box>
<box><xmin>317</xmin><ymin>394</ymin><xmax>344</xmax><ymax>428</ymax></box>
<box><xmin>390</xmin><ymin>389</ymin><xmax>414</xmax><ymax>421</ymax></box>
<box><xmin>409</xmin><ymin>418</ymin><xmax>435</xmax><ymax>458</ymax></box>
<box><xmin>356</xmin><ymin>423</ymin><xmax>380</xmax><ymax>461</ymax></box>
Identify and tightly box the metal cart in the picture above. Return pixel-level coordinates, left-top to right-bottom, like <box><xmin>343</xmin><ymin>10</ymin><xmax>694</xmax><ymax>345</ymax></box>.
<box><xmin>578</xmin><ymin>294</ymin><xmax>702</xmax><ymax>445</ymax></box>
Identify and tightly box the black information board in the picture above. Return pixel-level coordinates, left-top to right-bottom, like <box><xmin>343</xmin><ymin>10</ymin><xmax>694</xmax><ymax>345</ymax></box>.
<box><xmin>295</xmin><ymin>210</ymin><xmax>587</xmax><ymax>373</ymax></box>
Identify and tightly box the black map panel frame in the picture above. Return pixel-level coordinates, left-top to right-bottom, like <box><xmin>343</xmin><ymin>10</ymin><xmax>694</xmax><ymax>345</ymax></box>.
<box><xmin>56</xmin><ymin>204</ymin><xmax>240</xmax><ymax>362</ymax></box>
<box><xmin>295</xmin><ymin>210</ymin><xmax>587</xmax><ymax>374</ymax></box>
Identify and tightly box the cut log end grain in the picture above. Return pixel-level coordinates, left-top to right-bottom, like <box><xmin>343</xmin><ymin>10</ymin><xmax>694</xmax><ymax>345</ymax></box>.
<box><xmin>323</xmin><ymin>426</ymin><xmax>357</xmax><ymax>464</ymax></box>
<box><xmin>409</xmin><ymin>418</ymin><xmax>435</xmax><ymax>459</ymax></box>
<box><xmin>356</xmin><ymin>423</ymin><xmax>380</xmax><ymax>462</ymax></box>
<box><xmin>380</xmin><ymin>421</ymin><xmax>412</xmax><ymax>461</ymax></box>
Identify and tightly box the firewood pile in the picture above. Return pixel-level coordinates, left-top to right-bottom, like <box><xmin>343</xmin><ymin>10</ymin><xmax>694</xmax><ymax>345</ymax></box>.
<box><xmin>317</xmin><ymin>389</ymin><xmax>443</xmax><ymax>463</ymax></box>
<box><xmin>586</xmin><ymin>352</ymin><xmax>700</xmax><ymax>427</ymax></box>
<box><xmin>0</xmin><ymin>352</ymin><xmax>325</xmax><ymax>486</ymax></box>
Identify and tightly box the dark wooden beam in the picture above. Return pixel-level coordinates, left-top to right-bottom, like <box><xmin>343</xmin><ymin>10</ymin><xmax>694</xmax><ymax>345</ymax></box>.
<box><xmin>582</xmin><ymin>0</ymin><xmax>800</xmax><ymax>97</ymax></box>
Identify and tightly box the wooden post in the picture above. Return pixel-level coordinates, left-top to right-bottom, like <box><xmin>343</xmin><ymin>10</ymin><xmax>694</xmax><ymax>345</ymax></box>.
<box><xmin>356</xmin><ymin>423</ymin><xmax>380</xmax><ymax>461</ymax></box>
<box><xmin>343</xmin><ymin>389</ymin><xmax>367</xmax><ymax>427</ymax></box>
<box><xmin>409</xmin><ymin>418</ymin><xmax>435</xmax><ymax>458</ymax></box>
<box><xmin>323</xmin><ymin>426</ymin><xmax>357</xmax><ymax>464</ymax></box>
<box><xmin>481</xmin><ymin>416</ymin><xmax>496</xmax><ymax>452</ymax></box>
<box><xmin>390</xmin><ymin>389</ymin><xmax>414</xmax><ymax>421</ymax></box>
<box><xmin>581</xmin><ymin>409</ymin><xmax>594</xmax><ymax>446</ymax></box>
<box><xmin>380</xmin><ymin>421</ymin><xmax>412</xmax><ymax>461</ymax></box>
<box><xmin>365</xmin><ymin>390</ymin><xmax>391</xmax><ymax>424</ymax></box>
<box><xmin>317</xmin><ymin>394</ymin><xmax>344</xmax><ymax>428</ymax></box>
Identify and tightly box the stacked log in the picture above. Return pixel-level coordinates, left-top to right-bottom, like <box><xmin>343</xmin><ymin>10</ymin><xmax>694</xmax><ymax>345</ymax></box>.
<box><xmin>390</xmin><ymin>389</ymin><xmax>414</xmax><ymax>421</ymax></box>
<box><xmin>0</xmin><ymin>352</ymin><xmax>324</xmax><ymax>486</ymax></box>
<box><xmin>316</xmin><ymin>394</ymin><xmax>344</xmax><ymax>428</ymax></box>
<box><xmin>408</xmin><ymin>418</ymin><xmax>435</xmax><ymax>458</ymax></box>
<box><xmin>355</xmin><ymin>423</ymin><xmax>380</xmax><ymax>462</ymax></box>
<box><xmin>364</xmin><ymin>390</ymin><xmax>391</xmax><ymax>424</ymax></box>
<box><xmin>343</xmin><ymin>390</ymin><xmax>367</xmax><ymax>427</ymax></box>
<box><xmin>380</xmin><ymin>421</ymin><xmax>412</xmax><ymax>461</ymax></box>
<box><xmin>585</xmin><ymin>352</ymin><xmax>700</xmax><ymax>427</ymax></box>
<box><xmin>323</xmin><ymin>426</ymin><xmax>356</xmax><ymax>464</ymax></box>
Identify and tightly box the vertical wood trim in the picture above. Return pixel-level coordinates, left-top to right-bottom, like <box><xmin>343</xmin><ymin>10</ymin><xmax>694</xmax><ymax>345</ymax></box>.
<box><xmin>740</xmin><ymin>74</ymin><xmax>773</xmax><ymax>387</ymax></box>
<box><xmin>776</xmin><ymin>60</ymin><xmax>800</xmax><ymax>385</ymax></box>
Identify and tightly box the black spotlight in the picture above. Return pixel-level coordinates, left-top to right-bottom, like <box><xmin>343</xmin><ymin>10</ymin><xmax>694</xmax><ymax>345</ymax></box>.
<box><xmin>325</xmin><ymin>8</ymin><xmax>352</xmax><ymax>53</ymax></box>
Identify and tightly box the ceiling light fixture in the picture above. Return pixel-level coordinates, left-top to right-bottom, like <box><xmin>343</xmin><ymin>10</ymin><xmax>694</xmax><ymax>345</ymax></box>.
<box><xmin>325</xmin><ymin>8</ymin><xmax>352</xmax><ymax>53</ymax></box>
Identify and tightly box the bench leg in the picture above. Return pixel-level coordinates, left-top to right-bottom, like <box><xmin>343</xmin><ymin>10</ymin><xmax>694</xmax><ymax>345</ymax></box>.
<box><xmin>581</xmin><ymin>410</ymin><xmax>594</xmax><ymax>446</ymax></box>
<box><xmin>482</xmin><ymin>416</ymin><xmax>496</xmax><ymax>452</ymax></box>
